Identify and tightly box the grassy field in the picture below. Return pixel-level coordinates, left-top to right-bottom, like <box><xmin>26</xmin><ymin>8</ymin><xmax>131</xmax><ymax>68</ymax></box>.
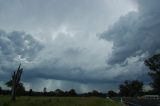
<box><xmin>0</xmin><ymin>95</ymin><xmax>126</xmax><ymax>106</ymax></box>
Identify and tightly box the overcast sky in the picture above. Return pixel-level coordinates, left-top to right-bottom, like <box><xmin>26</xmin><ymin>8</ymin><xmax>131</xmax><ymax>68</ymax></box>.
<box><xmin>0</xmin><ymin>0</ymin><xmax>160</xmax><ymax>93</ymax></box>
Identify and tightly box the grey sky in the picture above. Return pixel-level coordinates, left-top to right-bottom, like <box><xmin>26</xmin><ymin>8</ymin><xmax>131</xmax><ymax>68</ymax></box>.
<box><xmin>0</xmin><ymin>0</ymin><xmax>159</xmax><ymax>93</ymax></box>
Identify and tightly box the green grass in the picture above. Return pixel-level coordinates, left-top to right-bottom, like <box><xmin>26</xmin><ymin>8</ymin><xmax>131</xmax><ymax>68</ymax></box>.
<box><xmin>0</xmin><ymin>95</ymin><xmax>126</xmax><ymax>106</ymax></box>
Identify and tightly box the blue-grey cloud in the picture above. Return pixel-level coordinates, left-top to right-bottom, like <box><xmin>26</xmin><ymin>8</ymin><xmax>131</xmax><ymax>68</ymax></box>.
<box><xmin>0</xmin><ymin>0</ymin><xmax>136</xmax><ymax>36</ymax></box>
<box><xmin>102</xmin><ymin>0</ymin><xmax>160</xmax><ymax>64</ymax></box>
<box><xmin>23</xmin><ymin>33</ymin><xmax>113</xmax><ymax>83</ymax></box>
<box><xmin>0</xmin><ymin>29</ymin><xmax>42</xmax><ymax>81</ymax></box>
<box><xmin>1</xmin><ymin>0</ymin><xmax>158</xmax><ymax>92</ymax></box>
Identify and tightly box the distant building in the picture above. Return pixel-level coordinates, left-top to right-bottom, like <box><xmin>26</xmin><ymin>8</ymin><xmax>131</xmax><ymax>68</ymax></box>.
<box><xmin>144</xmin><ymin>95</ymin><xmax>159</xmax><ymax>100</ymax></box>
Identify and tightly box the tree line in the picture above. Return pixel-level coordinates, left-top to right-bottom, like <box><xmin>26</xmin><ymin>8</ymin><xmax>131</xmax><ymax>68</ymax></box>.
<box><xmin>0</xmin><ymin>87</ymin><xmax>106</xmax><ymax>97</ymax></box>
<box><xmin>108</xmin><ymin>53</ymin><xmax>160</xmax><ymax>97</ymax></box>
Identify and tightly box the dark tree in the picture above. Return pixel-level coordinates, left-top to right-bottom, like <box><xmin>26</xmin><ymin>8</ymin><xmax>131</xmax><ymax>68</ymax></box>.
<box><xmin>107</xmin><ymin>90</ymin><xmax>118</xmax><ymax>97</ymax></box>
<box><xmin>6</xmin><ymin>64</ymin><xmax>23</xmax><ymax>101</ymax></box>
<box><xmin>5</xmin><ymin>81</ymin><xmax>25</xmax><ymax>96</ymax></box>
<box><xmin>119</xmin><ymin>80</ymin><xmax>143</xmax><ymax>97</ymax></box>
<box><xmin>68</xmin><ymin>89</ymin><xmax>77</xmax><ymax>96</ymax></box>
<box><xmin>5</xmin><ymin>80</ymin><xmax>25</xmax><ymax>91</ymax></box>
<box><xmin>0</xmin><ymin>86</ymin><xmax>2</xmax><ymax>94</ymax></box>
<box><xmin>91</xmin><ymin>90</ymin><xmax>99</xmax><ymax>96</ymax></box>
<box><xmin>145</xmin><ymin>53</ymin><xmax>160</xmax><ymax>93</ymax></box>
<box><xmin>119</xmin><ymin>81</ymin><xmax>130</xmax><ymax>96</ymax></box>
<box><xmin>54</xmin><ymin>89</ymin><xmax>64</xmax><ymax>96</ymax></box>
<box><xmin>86</xmin><ymin>90</ymin><xmax>101</xmax><ymax>97</ymax></box>
<box><xmin>29</xmin><ymin>89</ymin><xmax>33</xmax><ymax>96</ymax></box>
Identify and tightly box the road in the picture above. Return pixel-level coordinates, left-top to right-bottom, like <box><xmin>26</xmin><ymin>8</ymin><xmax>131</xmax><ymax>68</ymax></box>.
<box><xmin>112</xmin><ymin>97</ymin><xmax>160</xmax><ymax>106</ymax></box>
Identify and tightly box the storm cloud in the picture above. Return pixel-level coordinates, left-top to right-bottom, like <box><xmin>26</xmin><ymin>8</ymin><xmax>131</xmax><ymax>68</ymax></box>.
<box><xmin>102</xmin><ymin>0</ymin><xmax>160</xmax><ymax>64</ymax></box>
<box><xmin>0</xmin><ymin>0</ymin><xmax>159</xmax><ymax>92</ymax></box>
<box><xmin>0</xmin><ymin>30</ymin><xmax>42</xmax><ymax>80</ymax></box>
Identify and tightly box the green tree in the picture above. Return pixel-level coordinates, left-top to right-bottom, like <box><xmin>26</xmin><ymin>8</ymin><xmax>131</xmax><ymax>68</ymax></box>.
<box><xmin>119</xmin><ymin>80</ymin><xmax>143</xmax><ymax>97</ymax></box>
<box><xmin>145</xmin><ymin>53</ymin><xmax>160</xmax><ymax>93</ymax></box>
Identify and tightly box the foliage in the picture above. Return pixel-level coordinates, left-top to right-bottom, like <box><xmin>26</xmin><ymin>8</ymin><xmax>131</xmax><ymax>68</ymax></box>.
<box><xmin>5</xmin><ymin>80</ymin><xmax>25</xmax><ymax>95</ymax></box>
<box><xmin>107</xmin><ymin>90</ymin><xmax>118</xmax><ymax>97</ymax></box>
<box><xmin>68</xmin><ymin>89</ymin><xmax>77</xmax><ymax>96</ymax></box>
<box><xmin>54</xmin><ymin>89</ymin><xmax>65</xmax><ymax>96</ymax></box>
<box><xmin>119</xmin><ymin>80</ymin><xmax>143</xmax><ymax>97</ymax></box>
<box><xmin>145</xmin><ymin>53</ymin><xmax>160</xmax><ymax>93</ymax></box>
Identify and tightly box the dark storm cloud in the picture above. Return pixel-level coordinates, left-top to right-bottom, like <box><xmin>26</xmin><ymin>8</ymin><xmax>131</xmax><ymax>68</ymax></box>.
<box><xmin>19</xmin><ymin>0</ymin><xmax>159</xmax><ymax>91</ymax></box>
<box><xmin>19</xmin><ymin>32</ymin><xmax>113</xmax><ymax>86</ymax></box>
<box><xmin>1</xmin><ymin>0</ymin><xmax>157</xmax><ymax>92</ymax></box>
<box><xmin>102</xmin><ymin>0</ymin><xmax>160</xmax><ymax>64</ymax></box>
<box><xmin>137</xmin><ymin>0</ymin><xmax>160</xmax><ymax>13</ymax></box>
<box><xmin>24</xmin><ymin>66</ymin><xmax>121</xmax><ymax>84</ymax></box>
<box><xmin>0</xmin><ymin>29</ymin><xmax>42</xmax><ymax>80</ymax></box>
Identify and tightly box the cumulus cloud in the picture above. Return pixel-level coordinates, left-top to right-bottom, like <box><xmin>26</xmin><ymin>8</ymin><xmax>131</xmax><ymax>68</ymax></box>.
<box><xmin>24</xmin><ymin>29</ymin><xmax>113</xmax><ymax>83</ymax></box>
<box><xmin>0</xmin><ymin>29</ymin><xmax>42</xmax><ymax>81</ymax></box>
<box><xmin>0</xmin><ymin>29</ymin><xmax>115</xmax><ymax>92</ymax></box>
<box><xmin>102</xmin><ymin>0</ymin><xmax>160</xmax><ymax>64</ymax></box>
